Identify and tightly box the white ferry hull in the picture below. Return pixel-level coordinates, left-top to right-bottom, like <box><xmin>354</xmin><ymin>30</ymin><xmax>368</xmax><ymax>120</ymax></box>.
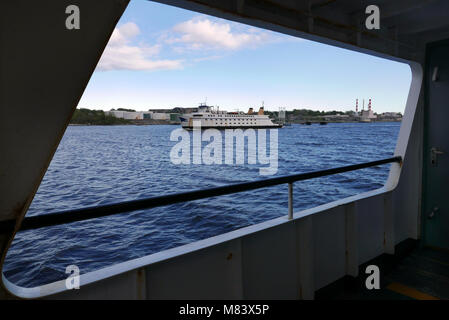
<box><xmin>181</xmin><ymin>123</ymin><xmax>283</xmax><ymax>130</ymax></box>
<box><xmin>180</xmin><ymin>105</ymin><xmax>283</xmax><ymax>130</ymax></box>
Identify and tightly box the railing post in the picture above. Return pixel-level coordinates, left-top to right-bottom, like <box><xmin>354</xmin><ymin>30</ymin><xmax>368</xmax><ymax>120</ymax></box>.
<box><xmin>288</xmin><ymin>182</ymin><xmax>293</xmax><ymax>220</ymax></box>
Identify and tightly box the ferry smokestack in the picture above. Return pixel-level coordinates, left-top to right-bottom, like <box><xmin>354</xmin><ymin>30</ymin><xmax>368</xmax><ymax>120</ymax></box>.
<box><xmin>368</xmin><ymin>99</ymin><xmax>372</xmax><ymax>111</ymax></box>
<box><xmin>248</xmin><ymin>108</ymin><xmax>253</xmax><ymax>114</ymax></box>
<box><xmin>258</xmin><ymin>107</ymin><xmax>264</xmax><ymax>115</ymax></box>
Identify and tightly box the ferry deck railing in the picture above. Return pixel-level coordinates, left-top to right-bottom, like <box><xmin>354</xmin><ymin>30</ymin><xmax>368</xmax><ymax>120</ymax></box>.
<box><xmin>0</xmin><ymin>156</ymin><xmax>402</xmax><ymax>234</ymax></box>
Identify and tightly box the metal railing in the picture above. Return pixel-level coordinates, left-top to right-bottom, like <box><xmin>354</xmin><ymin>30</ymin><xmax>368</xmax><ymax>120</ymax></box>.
<box><xmin>0</xmin><ymin>156</ymin><xmax>402</xmax><ymax>234</ymax></box>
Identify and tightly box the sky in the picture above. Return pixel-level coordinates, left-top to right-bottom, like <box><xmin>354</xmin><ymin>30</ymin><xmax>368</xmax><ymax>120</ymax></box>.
<box><xmin>77</xmin><ymin>0</ymin><xmax>412</xmax><ymax>113</ymax></box>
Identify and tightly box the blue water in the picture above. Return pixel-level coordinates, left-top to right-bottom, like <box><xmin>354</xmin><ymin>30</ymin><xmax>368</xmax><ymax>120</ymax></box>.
<box><xmin>3</xmin><ymin>122</ymin><xmax>400</xmax><ymax>287</ymax></box>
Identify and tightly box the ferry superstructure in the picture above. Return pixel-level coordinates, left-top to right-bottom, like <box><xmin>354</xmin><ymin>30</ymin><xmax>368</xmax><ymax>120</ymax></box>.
<box><xmin>180</xmin><ymin>104</ymin><xmax>282</xmax><ymax>129</ymax></box>
<box><xmin>1</xmin><ymin>0</ymin><xmax>449</xmax><ymax>300</ymax></box>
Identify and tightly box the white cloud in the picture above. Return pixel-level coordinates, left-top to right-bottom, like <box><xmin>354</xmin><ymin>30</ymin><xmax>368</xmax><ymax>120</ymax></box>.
<box><xmin>167</xmin><ymin>18</ymin><xmax>274</xmax><ymax>51</ymax></box>
<box><xmin>97</xmin><ymin>22</ymin><xmax>183</xmax><ymax>71</ymax></box>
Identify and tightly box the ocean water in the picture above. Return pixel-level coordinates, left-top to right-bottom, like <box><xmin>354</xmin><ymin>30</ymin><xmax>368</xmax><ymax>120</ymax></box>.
<box><xmin>3</xmin><ymin>122</ymin><xmax>400</xmax><ymax>287</ymax></box>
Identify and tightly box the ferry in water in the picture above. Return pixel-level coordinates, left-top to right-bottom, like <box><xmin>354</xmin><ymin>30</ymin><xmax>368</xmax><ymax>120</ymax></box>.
<box><xmin>179</xmin><ymin>103</ymin><xmax>283</xmax><ymax>130</ymax></box>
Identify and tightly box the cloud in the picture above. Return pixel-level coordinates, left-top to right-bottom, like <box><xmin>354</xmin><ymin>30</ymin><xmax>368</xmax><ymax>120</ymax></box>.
<box><xmin>97</xmin><ymin>22</ymin><xmax>183</xmax><ymax>71</ymax></box>
<box><xmin>166</xmin><ymin>18</ymin><xmax>274</xmax><ymax>51</ymax></box>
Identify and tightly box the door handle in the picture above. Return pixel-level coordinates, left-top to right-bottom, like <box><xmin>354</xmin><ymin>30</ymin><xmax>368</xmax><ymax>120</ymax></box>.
<box><xmin>431</xmin><ymin>147</ymin><xmax>444</xmax><ymax>166</ymax></box>
<box><xmin>432</xmin><ymin>66</ymin><xmax>439</xmax><ymax>82</ymax></box>
<box><xmin>428</xmin><ymin>207</ymin><xmax>439</xmax><ymax>219</ymax></box>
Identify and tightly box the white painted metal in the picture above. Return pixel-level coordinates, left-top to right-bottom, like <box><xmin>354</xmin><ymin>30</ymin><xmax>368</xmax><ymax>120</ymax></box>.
<box><xmin>288</xmin><ymin>183</ymin><xmax>293</xmax><ymax>220</ymax></box>
<box><xmin>344</xmin><ymin>202</ymin><xmax>358</xmax><ymax>278</ymax></box>
<box><xmin>2</xmin><ymin>187</ymin><xmax>422</xmax><ymax>299</ymax></box>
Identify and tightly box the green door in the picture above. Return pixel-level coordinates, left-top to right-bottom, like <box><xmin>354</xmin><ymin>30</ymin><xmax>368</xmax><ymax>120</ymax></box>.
<box><xmin>424</xmin><ymin>41</ymin><xmax>449</xmax><ymax>249</ymax></box>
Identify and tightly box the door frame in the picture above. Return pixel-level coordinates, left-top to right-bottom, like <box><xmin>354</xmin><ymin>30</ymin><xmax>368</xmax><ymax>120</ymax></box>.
<box><xmin>421</xmin><ymin>38</ymin><xmax>449</xmax><ymax>248</ymax></box>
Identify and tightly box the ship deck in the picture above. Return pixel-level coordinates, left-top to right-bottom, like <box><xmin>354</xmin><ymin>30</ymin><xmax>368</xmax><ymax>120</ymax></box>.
<box><xmin>317</xmin><ymin>241</ymin><xmax>449</xmax><ymax>300</ymax></box>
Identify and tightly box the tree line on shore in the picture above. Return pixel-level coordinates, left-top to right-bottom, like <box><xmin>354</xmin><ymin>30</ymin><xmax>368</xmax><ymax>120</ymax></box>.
<box><xmin>70</xmin><ymin>108</ymin><xmax>131</xmax><ymax>125</ymax></box>
<box><xmin>71</xmin><ymin>107</ymin><xmax>401</xmax><ymax>125</ymax></box>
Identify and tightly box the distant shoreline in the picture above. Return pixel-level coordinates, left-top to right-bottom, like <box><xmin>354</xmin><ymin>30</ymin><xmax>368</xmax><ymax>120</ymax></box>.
<box><xmin>296</xmin><ymin>120</ymin><xmax>401</xmax><ymax>124</ymax></box>
<box><xmin>70</xmin><ymin>108</ymin><xmax>402</xmax><ymax>126</ymax></box>
<box><xmin>69</xmin><ymin>118</ymin><xmax>178</xmax><ymax>126</ymax></box>
<box><xmin>68</xmin><ymin>120</ymin><xmax>401</xmax><ymax>126</ymax></box>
